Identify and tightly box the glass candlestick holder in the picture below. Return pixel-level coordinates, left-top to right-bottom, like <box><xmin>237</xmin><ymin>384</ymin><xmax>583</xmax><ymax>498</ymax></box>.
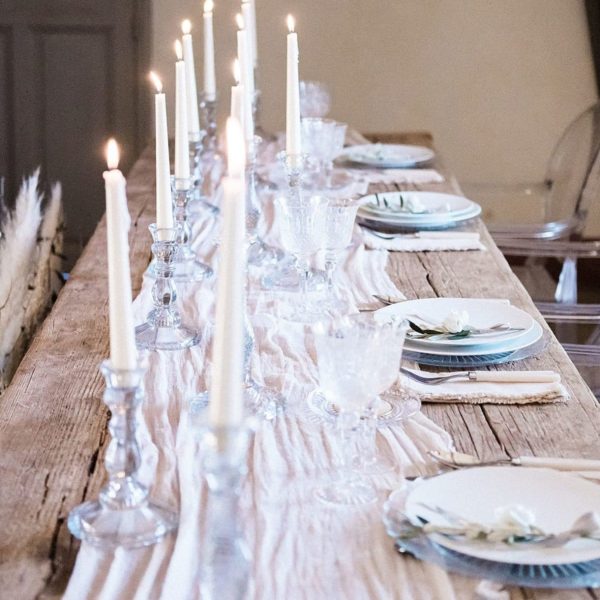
<box><xmin>135</xmin><ymin>224</ymin><xmax>201</xmax><ymax>351</ymax></box>
<box><xmin>199</xmin><ymin>93</ymin><xmax>218</xmax><ymax>152</ymax></box>
<box><xmin>172</xmin><ymin>178</ymin><xmax>214</xmax><ymax>283</ymax></box>
<box><xmin>194</xmin><ymin>405</ymin><xmax>254</xmax><ymax>600</ymax></box>
<box><xmin>252</xmin><ymin>89</ymin><xmax>275</xmax><ymax>143</ymax></box>
<box><xmin>243</xmin><ymin>316</ymin><xmax>285</xmax><ymax>420</ymax></box>
<box><xmin>67</xmin><ymin>360</ymin><xmax>178</xmax><ymax>548</ymax></box>
<box><xmin>189</xmin><ymin>138</ymin><xmax>219</xmax><ymax>217</ymax></box>
<box><xmin>246</xmin><ymin>136</ymin><xmax>286</xmax><ymax>268</ymax></box>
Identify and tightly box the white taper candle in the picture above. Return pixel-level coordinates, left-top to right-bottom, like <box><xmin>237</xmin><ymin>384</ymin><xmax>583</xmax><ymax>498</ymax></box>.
<box><xmin>181</xmin><ymin>20</ymin><xmax>201</xmax><ymax>138</ymax></box>
<box><xmin>209</xmin><ymin>117</ymin><xmax>246</xmax><ymax>429</ymax></box>
<box><xmin>286</xmin><ymin>15</ymin><xmax>301</xmax><ymax>158</ymax></box>
<box><xmin>103</xmin><ymin>139</ymin><xmax>137</xmax><ymax>371</ymax></box>
<box><xmin>203</xmin><ymin>1</ymin><xmax>216</xmax><ymax>101</ymax></box>
<box><xmin>174</xmin><ymin>40</ymin><xmax>190</xmax><ymax>187</ymax></box>
<box><xmin>149</xmin><ymin>72</ymin><xmax>173</xmax><ymax>231</ymax></box>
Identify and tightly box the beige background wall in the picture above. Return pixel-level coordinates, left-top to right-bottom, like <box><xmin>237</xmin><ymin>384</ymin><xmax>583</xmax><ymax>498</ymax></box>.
<box><xmin>152</xmin><ymin>0</ymin><xmax>597</xmax><ymax>188</ymax></box>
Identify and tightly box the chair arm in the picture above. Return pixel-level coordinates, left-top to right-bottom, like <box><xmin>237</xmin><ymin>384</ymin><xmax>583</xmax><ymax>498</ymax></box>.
<box><xmin>496</xmin><ymin>240</ymin><xmax>600</xmax><ymax>259</ymax></box>
<box><xmin>536</xmin><ymin>302</ymin><xmax>600</xmax><ymax>323</ymax></box>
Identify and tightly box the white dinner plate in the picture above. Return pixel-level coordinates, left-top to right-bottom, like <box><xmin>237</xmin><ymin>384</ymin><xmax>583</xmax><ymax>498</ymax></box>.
<box><xmin>375</xmin><ymin>298</ymin><xmax>536</xmax><ymax>349</ymax></box>
<box><xmin>360</xmin><ymin>191</ymin><xmax>475</xmax><ymax>220</ymax></box>
<box><xmin>405</xmin><ymin>467</ymin><xmax>600</xmax><ymax>565</ymax></box>
<box><xmin>358</xmin><ymin>204</ymin><xmax>481</xmax><ymax>229</ymax></box>
<box><xmin>338</xmin><ymin>143</ymin><xmax>435</xmax><ymax>168</ymax></box>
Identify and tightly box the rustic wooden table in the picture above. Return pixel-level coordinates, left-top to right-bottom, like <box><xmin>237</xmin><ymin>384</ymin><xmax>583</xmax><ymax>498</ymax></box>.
<box><xmin>1</xmin><ymin>134</ymin><xmax>599</xmax><ymax>599</ymax></box>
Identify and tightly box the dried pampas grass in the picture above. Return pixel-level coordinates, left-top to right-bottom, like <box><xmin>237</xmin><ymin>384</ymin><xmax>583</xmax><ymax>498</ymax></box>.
<box><xmin>0</xmin><ymin>170</ymin><xmax>63</xmax><ymax>390</ymax></box>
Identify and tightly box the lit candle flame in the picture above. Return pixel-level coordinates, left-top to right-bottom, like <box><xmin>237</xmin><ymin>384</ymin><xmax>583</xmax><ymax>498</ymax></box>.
<box><xmin>236</xmin><ymin>12</ymin><xmax>244</xmax><ymax>30</ymax></box>
<box><xmin>204</xmin><ymin>0</ymin><xmax>213</xmax><ymax>13</ymax></box>
<box><xmin>226</xmin><ymin>117</ymin><xmax>245</xmax><ymax>178</ymax></box>
<box><xmin>181</xmin><ymin>19</ymin><xmax>192</xmax><ymax>35</ymax></box>
<box><xmin>233</xmin><ymin>59</ymin><xmax>241</xmax><ymax>84</ymax></box>
<box><xmin>149</xmin><ymin>71</ymin><xmax>163</xmax><ymax>93</ymax></box>
<box><xmin>287</xmin><ymin>14</ymin><xmax>295</xmax><ymax>33</ymax></box>
<box><xmin>174</xmin><ymin>39</ymin><xmax>183</xmax><ymax>61</ymax></box>
<box><xmin>106</xmin><ymin>139</ymin><xmax>120</xmax><ymax>170</ymax></box>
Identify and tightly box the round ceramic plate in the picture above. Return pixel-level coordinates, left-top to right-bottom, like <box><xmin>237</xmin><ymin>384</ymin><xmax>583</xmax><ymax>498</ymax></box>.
<box><xmin>375</xmin><ymin>298</ymin><xmax>537</xmax><ymax>349</ymax></box>
<box><xmin>405</xmin><ymin>467</ymin><xmax>600</xmax><ymax>566</ymax></box>
<box><xmin>338</xmin><ymin>143</ymin><xmax>435</xmax><ymax>168</ymax></box>
<box><xmin>360</xmin><ymin>191</ymin><xmax>475</xmax><ymax>220</ymax></box>
<box><xmin>357</xmin><ymin>205</ymin><xmax>482</xmax><ymax>229</ymax></box>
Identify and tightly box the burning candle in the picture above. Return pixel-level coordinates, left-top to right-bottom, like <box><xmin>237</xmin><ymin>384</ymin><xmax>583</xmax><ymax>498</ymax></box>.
<box><xmin>236</xmin><ymin>14</ymin><xmax>254</xmax><ymax>146</ymax></box>
<box><xmin>103</xmin><ymin>139</ymin><xmax>137</xmax><ymax>371</ymax></box>
<box><xmin>181</xmin><ymin>19</ymin><xmax>201</xmax><ymax>139</ymax></box>
<box><xmin>149</xmin><ymin>72</ymin><xmax>173</xmax><ymax>231</ymax></box>
<box><xmin>174</xmin><ymin>40</ymin><xmax>190</xmax><ymax>187</ymax></box>
<box><xmin>231</xmin><ymin>59</ymin><xmax>244</xmax><ymax>126</ymax></box>
<box><xmin>286</xmin><ymin>15</ymin><xmax>301</xmax><ymax>159</ymax></box>
<box><xmin>203</xmin><ymin>1</ymin><xmax>216</xmax><ymax>101</ymax></box>
<box><xmin>241</xmin><ymin>0</ymin><xmax>256</xmax><ymax>70</ymax></box>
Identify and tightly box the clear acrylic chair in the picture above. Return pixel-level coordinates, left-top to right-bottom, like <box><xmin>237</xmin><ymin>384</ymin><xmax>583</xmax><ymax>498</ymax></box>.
<box><xmin>465</xmin><ymin>102</ymin><xmax>600</xmax><ymax>304</ymax></box>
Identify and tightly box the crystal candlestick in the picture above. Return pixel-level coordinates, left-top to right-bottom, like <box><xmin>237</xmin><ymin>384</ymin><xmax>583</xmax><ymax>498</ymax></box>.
<box><xmin>252</xmin><ymin>89</ymin><xmax>275</xmax><ymax>143</ymax></box>
<box><xmin>243</xmin><ymin>316</ymin><xmax>285</xmax><ymax>420</ymax></box>
<box><xmin>135</xmin><ymin>224</ymin><xmax>201</xmax><ymax>351</ymax></box>
<box><xmin>68</xmin><ymin>360</ymin><xmax>178</xmax><ymax>548</ymax></box>
<box><xmin>199</xmin><ymin>93</ymin><xmax>218</xmax><ymax>152</ymax></box>
<box><xmin>189</xmin><ymin>139</ymin><xmax>219</xmax><ymax>216</ymax></box>
<box><xmin>172</xmin><ymin>179</ymin><xmax>214</xmax><ymax>282</ymax></box>
<box><xmin>246</xmin><ymin>136</ymin><xmax>285</xmax><ymax>268</ymax></box>
<box><xmin>199</xmin><ymin>420</ymin><xmax>253</xmax><ymax>600</ymax></box>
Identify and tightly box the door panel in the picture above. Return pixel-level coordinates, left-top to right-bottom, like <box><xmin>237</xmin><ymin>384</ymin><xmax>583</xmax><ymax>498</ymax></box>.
<box><xmin>0</xmin><ymin>1</ymin><xmax>150</xmax><ymax>264</ymax></box>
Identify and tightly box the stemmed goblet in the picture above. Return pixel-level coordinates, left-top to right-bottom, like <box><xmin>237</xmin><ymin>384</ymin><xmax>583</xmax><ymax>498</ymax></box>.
<box><xmin>313</xmin><ymin>314</ymin><xmax>408</xmax><ymax>505</ymax></box>
<box><xmin>274</xmin><ymin>193</ymin><xmax>328</xmax><ymax>322</ymax></box>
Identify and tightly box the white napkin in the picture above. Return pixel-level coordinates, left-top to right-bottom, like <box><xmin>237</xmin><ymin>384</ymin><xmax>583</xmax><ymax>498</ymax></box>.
<box><xmin>350</xmin><ymin>168</ymin><xmax>445</xmax><ymax>185</ymax></box>
<box><xmin>401</xmin><ymin>369</ymin><xmax>569</xmax><ymax>404</ymax></box>
<box><xmin>362</xmin><ymin>229</ymin><xmax>485</xmax><ymax>252</ymax></box>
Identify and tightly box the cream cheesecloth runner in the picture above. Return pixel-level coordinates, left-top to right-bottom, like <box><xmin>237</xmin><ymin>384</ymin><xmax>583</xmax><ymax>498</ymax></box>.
<box><xmin>64</xmin><ymin>166</ymin><xmax>463</xmax><ymax>599</ymax></box>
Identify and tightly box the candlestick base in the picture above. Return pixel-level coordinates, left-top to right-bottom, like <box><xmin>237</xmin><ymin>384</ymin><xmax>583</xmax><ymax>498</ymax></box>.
<box><xmin>135</xmin><ymin>224</ymin><xmax>201</xmax><ymax>352</ymax></box>
<box><xmin>67</xmin><ymin>360</ymin><xmax>178</xmax><ymax>548</ymax></box>
<box><xmin>261</xmin><ymin>265</ymin><xmax>326</xmax><ymax>292</ymax></box>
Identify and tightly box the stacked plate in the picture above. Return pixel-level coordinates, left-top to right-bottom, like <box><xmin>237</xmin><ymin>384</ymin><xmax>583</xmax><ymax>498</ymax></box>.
<box><xmin>375</xmin><ymin>298</ymin><xmax>545</xmax><ymax>367</ymax></box>
<box><xmin>357</xmin><ymin>191</ymin><xmax>481</xmax><ymax>232</ymax></box>
<box><xmin>337</xmin><ymin>143</ymin><xmax>435</xmax><ymax>168</ymax></box>
<box><xmin>383</xmin><ymin>467</ymin><xmax>600</xmax><ymax>589</ymax></box>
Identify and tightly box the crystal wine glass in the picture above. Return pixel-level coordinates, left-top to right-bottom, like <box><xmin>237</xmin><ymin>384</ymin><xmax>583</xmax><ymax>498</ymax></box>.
<box><xmin>301</xmin><ymin>118</ymin><xmax>337</xmax><ymax>185</ymax></box>
<box><xmin>275</xmin><ymin>193</ymin><xmax>328</xmax><ymax>321</ymax></box>
<box><xmin>313</xmin><ymin>314</ymin><xmax>407</xmax><ymax>505</ymax></box>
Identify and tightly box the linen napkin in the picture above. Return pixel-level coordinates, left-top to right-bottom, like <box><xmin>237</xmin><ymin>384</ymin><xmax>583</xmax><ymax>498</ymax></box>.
<box><xmin>401</xmin><ymin>368</ymin><xmax>569</xmax><ymax>404</ymax></box>
<box><xmin>362</xmin><ymin>229</ymin><xmax>485</xmax><ymax>252</ymax></box>
<box><xmin>349</xmin><ymin>168</ymin><xmax>445</xmax><ymax>185</ymax></box>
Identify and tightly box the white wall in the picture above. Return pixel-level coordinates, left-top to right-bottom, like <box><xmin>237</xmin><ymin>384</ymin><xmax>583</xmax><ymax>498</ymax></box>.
<box><xmin>152</xmin><ymin>0</ymin><xmax>597</xmax><ymax>187</ymax></box>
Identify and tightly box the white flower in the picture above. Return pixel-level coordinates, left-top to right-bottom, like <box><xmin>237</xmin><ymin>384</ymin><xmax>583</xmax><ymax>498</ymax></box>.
<box><xmin>404</xmin><ymin>194</ymin><xmax>427</xmax><ymax>214</ymax></box>
<box><xmin>493</xmin><ymin>504</ymin><xmax>537</xmax><ymax>534</ymax></box>
<box><xmin>442</xmin><ymin>310</ymin><xmax>469</xmax><ymax>333</ymax></box>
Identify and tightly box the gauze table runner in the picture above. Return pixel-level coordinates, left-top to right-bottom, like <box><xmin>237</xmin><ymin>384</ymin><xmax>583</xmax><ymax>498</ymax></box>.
<box><xmin>64</xmin><ymin>157</ymin><xmax>461</xmax><ymax>600</ymax></box>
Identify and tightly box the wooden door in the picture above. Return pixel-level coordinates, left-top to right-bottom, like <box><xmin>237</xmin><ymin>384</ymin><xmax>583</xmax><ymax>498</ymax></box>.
<box><xmin>0</xmin><ymin>0</ymin><xmax>150</xmax><ymax>266</ymax></box>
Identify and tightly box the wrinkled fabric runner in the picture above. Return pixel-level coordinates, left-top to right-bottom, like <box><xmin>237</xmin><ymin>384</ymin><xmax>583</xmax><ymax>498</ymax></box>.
<box><xmin>64</xmin><ymin>150</ymin><xmax>457</xmax><ymax>600</ymax></box>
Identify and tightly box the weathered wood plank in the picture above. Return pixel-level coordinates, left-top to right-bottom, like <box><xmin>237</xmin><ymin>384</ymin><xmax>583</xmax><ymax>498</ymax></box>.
<box><xmin>0</xmin><ymin>148</ymin><xmax>155</xmax><ymax>597</ymax></box>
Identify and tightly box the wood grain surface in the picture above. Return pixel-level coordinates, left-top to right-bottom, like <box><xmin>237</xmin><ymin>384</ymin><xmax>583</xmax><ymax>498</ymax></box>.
<box><xmin>0</xmin><ymin>135</ymin><xmax>598</xmax><ymax>599</ymax></box>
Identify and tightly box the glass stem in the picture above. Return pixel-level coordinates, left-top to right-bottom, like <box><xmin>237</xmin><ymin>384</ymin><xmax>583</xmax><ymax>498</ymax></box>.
<box><xmin>297</xmin><ymin>256</ymin><xmax>311</xmax><ymax>306</ymax></box>
<box><xmin>337</xmin><ymin>411</ymin><xmax>360</xmax><ymax>483</ymax></box>
<box><xmin>324</xmin><ymin>251</ymin><xmax>336</xmax><ymax>299</ymax></box>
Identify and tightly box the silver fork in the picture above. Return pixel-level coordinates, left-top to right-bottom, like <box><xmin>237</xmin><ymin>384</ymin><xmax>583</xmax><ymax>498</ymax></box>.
<box><xmin>400</xmin><ymin>367</ymin><xmax>479</xmax><ymax>385</ymax></box>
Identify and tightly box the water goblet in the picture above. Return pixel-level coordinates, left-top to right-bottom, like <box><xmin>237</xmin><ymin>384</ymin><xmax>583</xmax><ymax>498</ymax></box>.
<box><xmin>275</xmin><ymin>193</ymin><xmax>328</xmax><ymax>321</ymax></box>
<box><xmin>301</xmin><ymin>118</ymin><xmax>337</xmax><ymax>185</ymax></box>
<box><xmin>322</xmin><ymin>194</ymin><xmax>363</xmax><ymax>310</ymax></box>
<box><xmin>313</xmin><ymin>314</ymin><xmax>407</xmax><ymax>505</ymax></box>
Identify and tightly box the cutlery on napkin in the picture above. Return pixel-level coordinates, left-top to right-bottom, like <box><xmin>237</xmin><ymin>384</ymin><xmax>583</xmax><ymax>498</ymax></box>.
<box><xmin>362</xmin><ymin>229</ymin><xmax>485</xmax><ymax>252</ymax></box>
<box><xmin>400</xmin><ymin>367</ymin><xmax>568</xmax><ymax>404</ymax></box>
<box><xmin>429</xmin><ymin>450</ymin><xmax>600</xmax><ymax>472</ymax></box>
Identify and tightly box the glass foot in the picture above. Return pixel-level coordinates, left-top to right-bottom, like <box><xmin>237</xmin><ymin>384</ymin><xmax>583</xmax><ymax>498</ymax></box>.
<box><xmin>378</xmin><ymin>390</ymin><xmax>421</xmax><ymax>423</ymax></box>
<box><xmin>174</xmin><ymin>258</ymin><xmax>213</xmax><ymax>283</ymax></box>
<box><xmin>247</xmin><ymin>239</ymin><xmax>285</xmax><ymax>267</ymax></box>
<box><xmin>314</xmin><ymin>479</ymin><xmax>378</xmax><ymax>506</ymax></box>
<box><xmin>261</xmin><ymin>266</ymin><xmax>326</xmax><ymax>293</ymax></box>
<box><xmin>68</xmin><ymin>499</ymin><xmax>178</xmax><ymax>549</ymax></box>
<box><xmin>135</xmin><ymin>321</ymin><xmax>200</xmax><ymax>351</ymax></box>
<box><xmin>245</xmin><ymin>379</ymin><xmax>286</xmax><ymax>420</ymax></box>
